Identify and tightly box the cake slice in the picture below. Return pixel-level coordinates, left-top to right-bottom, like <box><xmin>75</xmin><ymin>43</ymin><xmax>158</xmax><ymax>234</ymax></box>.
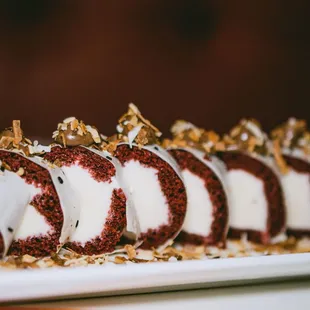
<box><xmin>103</xmin><ymin>104</ymin><xmax>187</xmax><ymax>250</ymax></box>
<box><xmin>0</xmin><ymin>124</ymin><xmax>36</xmax><ymax>258</ymax></box>
<box><xmin>216</xmin><ymin>119</ymin><xmax>286</xmax><ymax>244</ymax></box>
<box><xmin>0</xmin><ymin>121</ymin><xmax>78</xmax><ymax>257</ymax></box>
<box><xmin>271</xmin><ymin>118</ymin><xmax>310</xmax><ymax>238</ymax></box>
<box><xmin>44</xmin><ymin>117</ymin><xmax>128</xmax><ymax>255</ymax></box>
<box><xmin>163</xmin><ymin>121</ymin><xmax>228</xmax><ymax>247</ymax></box>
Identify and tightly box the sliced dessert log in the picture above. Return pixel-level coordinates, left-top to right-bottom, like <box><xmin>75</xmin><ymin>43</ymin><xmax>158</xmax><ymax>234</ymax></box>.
<box><xmin>168</xmin><ymin>148</ymin><xmax>228</xmax><ymax>247</ymax></box>
<box><xmin>0</xmin><ymin>151</ymin><xmax>36</xmax><ymax>258</ymax></box>
<box><xmin>114</xmin><ymin>144</ymin><xmax>187</xmax><ymax>250</ymax></box>
<box><xmin>0</xmin><ymin>151</ymin><xmax>79</xmax><ymax>257</ymax></box>
<box><xmin>281</xmin><ymin>155</ymin><xmax>310</xmax><ymax>237</ymax></box>
<box><xmin>217</xmin><ymin>151</ymin><xmax>286</xmax><ymax>244</ymax></box>
<box><xmin>44</xmin><ymin>145</ymin><xmax>127</xmax><ymax>255</ymax></box>
<box><xmin>271</xmin><ymin>118</ymin><xmax>310</xmax><ymax>238</ymax></box>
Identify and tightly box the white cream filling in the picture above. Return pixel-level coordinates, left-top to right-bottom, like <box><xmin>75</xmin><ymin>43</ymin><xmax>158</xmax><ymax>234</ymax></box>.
<box><xmin>226</xmin><ymin>169</ymin><xmax>268</xmax><ymax>231</ymax></box>
<box><xmin>62</xmin><ymin>164</ymin><xmax>118</xmax><ymax>245</ymax></box>
<box><xmin>281</xmin><ymin>169</ymin><xmax>310</xmax><ymax>230</ymax></box>
<box><xmin>84</xmin><ymin>146</ymin><xmax>141</xmax><ymax>239</ymax></box>
<box><xmin>14</xmin><ymin>203</ymin><xmax>51</xmax><ymax>240</ymax></box>
<box><xmin>120</xmin><ymin>160</ymin><xmax>169</xmax><ymax>233</ymax></box>
<box><xmin>181</xmin><ymin>170</ymin><xmax>213</xmax><ymax>236</ymax></box>
<box><xmin>0</xmin><ymin>169</ymin><xmax>39</xmax><ymax>254</ymax></box>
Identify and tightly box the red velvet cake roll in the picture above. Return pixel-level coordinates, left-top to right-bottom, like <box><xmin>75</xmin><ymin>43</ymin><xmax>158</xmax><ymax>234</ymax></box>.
<box><xmin>104</xmin><ymin>104</ymin><xmax>187</xmax><ymax>250</ymax></box>
<box><xmin>271</xmin><ymin>118</ymin><xmax>310</xmax><ymax>238</ymax></box>
<box><xmin>217</xmin><ymin>119</ymin><xmax>286</xmax><ymax>244</ymax></box>
<box><xmin>0</xmin><ymin>122</ymin><xmax>78</xmax><ymax>257</ymax></box>
<box><xmin>163</xmin><ymin>121</ymin><xmax>228</xmax><ymax>247</ymax></box>
<box><xmin>44</xmin><ymin>117</ymin><xmax>128</xmax><ymax>255</ymax></box>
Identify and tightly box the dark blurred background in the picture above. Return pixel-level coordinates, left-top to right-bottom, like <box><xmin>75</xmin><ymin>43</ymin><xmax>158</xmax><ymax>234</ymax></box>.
<box><xmin>0</xmin><ymin>0</ymin><xmax>310</xmax><ymax>140</ymax></box>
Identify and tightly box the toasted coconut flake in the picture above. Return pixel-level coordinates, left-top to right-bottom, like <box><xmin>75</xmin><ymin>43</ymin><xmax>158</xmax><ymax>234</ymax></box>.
<box><xmin>0</xmin><ymin>121</ymin><xmax>34</xmax><ymax>156</ymax></box>
<box><xmin>125</xmin><ymin>245</ymin><xmax>136</xmax><ymax>260</ymax></box>
<box><xmin>114</xmin><ymin>256</ymin><xmax>128</xmax><ymax>264</ymax></box>
<box><xmin>273</xmin><ymin>140</ymin><xmax>289</xmax><ymax>174</ymax></box>
<box><xmin>50</xmin><ymin>252</ymin><xmax>66</xmax><ymax>266</ymax></box>
<box><xmin>22</xmin><ymin>255</ymin><xmax>37</xmax><ymax>264</ymax></box>
<box><xmin>86</xmin><ymin>125</ymin><xmax>101</xmax><ymax>143</ymax></box>
<box><xmin>111</xmin><ymin>103</ymin><xmax>162</xmax><ymax>147</ymax></box>
<box><xmin>71</xmin><ymin>118</ymin><xmax>79</xmax><ymax>130</ymax></box>
<box><xmin>63</xmin><ymin>116</ymin><xmax>76</xmax><ymax>124</ymax></box>
<box><xmin>221</xmin><ymin>119</ymin><xmax>269</xmax><ymax>155</ymax></box>
<box><xmin>271</xmin><ymin>118</ymin><xmax>310</xmax><ymax>173</ymax></box>
<box><xmin>165</xmin><ymin>120</ymin><xmax>220</xmax><ymax>154</ymax></box>
<box><xmin>0</xmin><ymin>136</ymin><xmax>14</xmax><ymax>149</ymax></box>
<box><xmin>16</xmin><ymin>167</ymin><xmax>25</xmax><ymax>176</ymax></box>
<box><xmin>1</xmin><ymin>238</ymin><xmax>310</xmax><ymax>269</ymax></box>
<box><xmin>12</xmin><ymin>120</ymin><xmax>23</xmax><ymax>146</ymax></box>
<box><xmin>53</xmin><ymin>117</ymin><xmax>101</xmax><ymax>147</ymax></box>
<box><xmin>2</xmin><ymin>161</ymin><xmax>11</xmax><ymax>171</ymax></box>
<box><xmin>271</xmin><ymin>118</ymin><xmax>310</xmax><ymax>160</ymax></box>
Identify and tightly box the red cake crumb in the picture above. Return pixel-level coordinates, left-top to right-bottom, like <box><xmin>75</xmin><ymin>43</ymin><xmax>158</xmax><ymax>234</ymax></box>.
<box><xmin>44</xmin><ymin>146</ymin><xmax>115</xmax><ymax>183</ymax></box>
<box><xmin>283</xmin><ymin>155</ymin><xmax>310</xmax><ymax>174</ymax></box>
<box><xmin>45</xmin><ymin>146</ymin><xmax>127</xmax><ymax>254</ymax></box>
<box><xmin>217</xmin><ymin>151</ymin><xmax>286</xmax><ymax>244</ymax></box>
<box><xmin>114</xmin><ymin>144</ymin><xmax>187</xmax><ymax>250</ymax></box>
<box><xmin>169</xmin><ymin>149</ymin><xmax>228</xmax><ymax>247</ymax></box>
<box><xmin>284</xmin><ymin>155</ymin><xmax>310</xmax><ymax>238</ymax></box>
<box><xmin>66</xmin><ymin>189</ymin><xmax>126</xmax><ymax>255</ymax></box>
<box><xmin>0</xmin><ymin>150</ymin><xmax>64</xmax><ymax>257</ymax></box>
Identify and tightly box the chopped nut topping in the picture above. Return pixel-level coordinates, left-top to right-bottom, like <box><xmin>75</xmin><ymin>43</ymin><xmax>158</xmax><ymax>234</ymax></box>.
<box><xmin>273</xmin><ymin>140</ymin><xmax>289</xmax><ymax>174</ymax></box>
<box><xmin>270</xmin><ymin>118</ymin><xmax>310</xmax><ymax>174</ymax></box>
<box><xmin>12</xmin><ymin>120</ymin><xmax>23</xmax><ymax>146</ymax></box>
<box><xmin>1</xmin><ymin>238</ymin><xmax>310</xmax><ymax>269</ymax></box>
<box><xmin>16</xmin><ymin>167</ymin><xmax>25</xmax><ymax>176</ymax></box>
<box><xmin>125</xmin><ymin>244</ymin><xmax>136</xmax><ymax>260</ymax></box>
<box><xmin>0</xmin><ymin>121</ymin><xmax>32</xmax><ymax>156</ymax></box>
<box><xmin>222</xmin><ymin>119</ymin><xmax>269</xmax><ymax>155</ymax></box>
<box><xmin>1</xmin><ymin>162</ymin><xmax>11</xmax><ymax>171</ymax></box>
<box><xmin>271</xmin><ymin>118</ymin><xmax>310</xmax><ymax>155</ymax></box>
<box><xmin>100</xmin><ymin>103</ymin><xmax>162</xmax><ymax>153</ymax></box>
<box><xmin>114</xmin><ymin>256</ymin><xmax>128</xmax><ymax>264</ymax></box>
<box><xmin>0</xmin><ymin>136</ymin><xmax>14</xmax><ymax>149</ymax></box>
<box><xmin>114</xmin><ymin>103</ymin><xmax>162</xmax><ymax>147</ymax></box>
<box><xmin>163</xmin><ymin>120</ymin><xmax>221</xmax><ymax>154</ymax></box>
<box><xmin>53</xmin><ymin>117</ymin><xmax>101</xmax><ymax>147</ymax></box>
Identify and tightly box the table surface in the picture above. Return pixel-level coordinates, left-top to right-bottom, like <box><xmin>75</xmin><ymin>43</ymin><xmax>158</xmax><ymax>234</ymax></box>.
<box><xmin>17</xmin><ymin>279</ymin><xmax>310</xmax><ymax>310</ymax></box>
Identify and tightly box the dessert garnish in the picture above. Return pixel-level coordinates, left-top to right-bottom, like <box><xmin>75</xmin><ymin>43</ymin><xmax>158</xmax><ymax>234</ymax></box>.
<box><xmin>52</xmin><ymin>117</ymin><xmax>101</xmax><ymax>147</ymax></box>
<box><xmin>162</xmin><ymin>120</ymin><xmax>222</xmax><ymax>153</ymax></box>
<box><xmin>101</xmin><ymin>103</ymin><xmax>162</xmax><ymax>153</ymax></box>
<box><xmin>270</xmin><ymin>118</ymin><xmax>310</xmax><ymax>174</ymax></box>
<box><xmin>0</xmin><ymin>120</ymin><xmax>32</xmax><ymax>156</ymax></box>
<box><xmin>271</xmin><ymin>118</ymin><xmax>310</xmax><ymax>155</ymax></box>
<box><xmin>222</xmin><ymin>118</ymin><xmax>269</xmax><ymax>155</ymax></box>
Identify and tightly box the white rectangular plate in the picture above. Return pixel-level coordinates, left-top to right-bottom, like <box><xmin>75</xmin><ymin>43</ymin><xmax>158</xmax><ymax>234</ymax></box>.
<box><xmin>1</xmin><ymin>253</ymin><xmax>310</xmax><ymax>303</ymax></box>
